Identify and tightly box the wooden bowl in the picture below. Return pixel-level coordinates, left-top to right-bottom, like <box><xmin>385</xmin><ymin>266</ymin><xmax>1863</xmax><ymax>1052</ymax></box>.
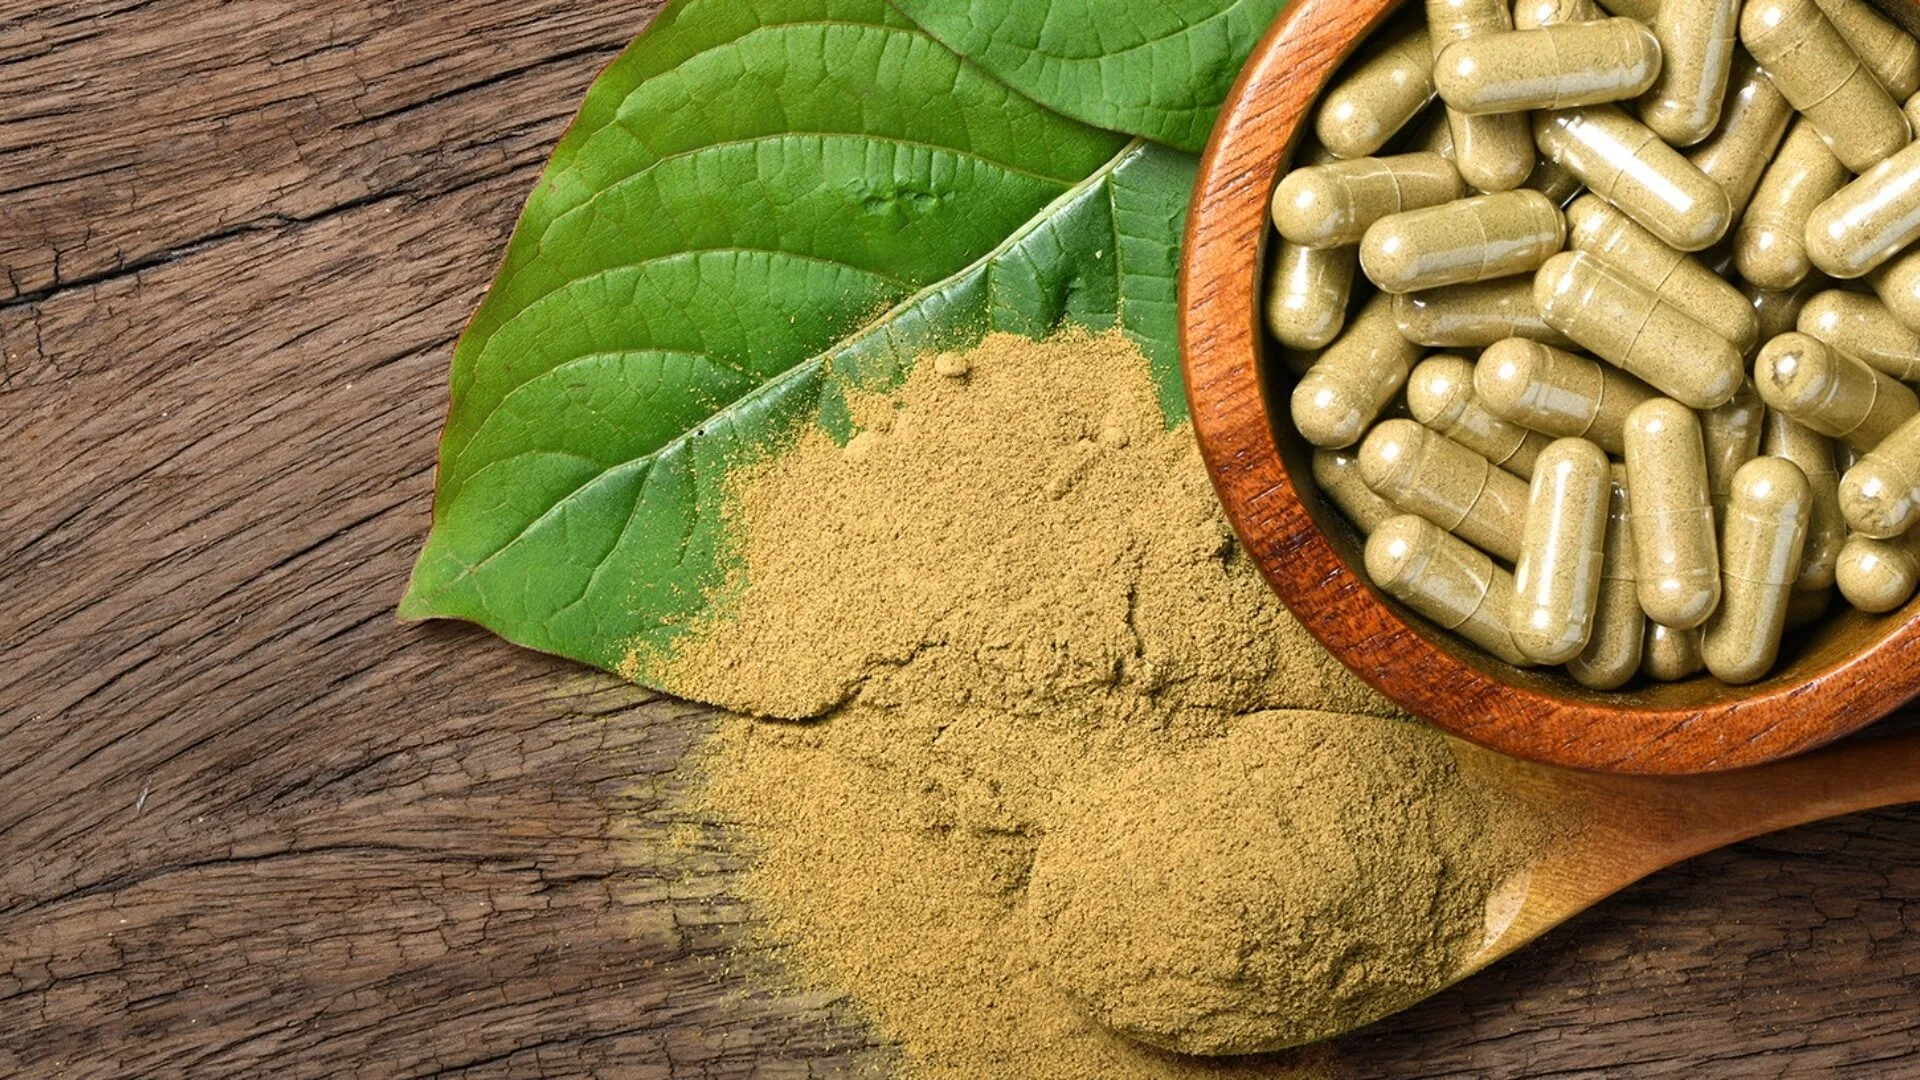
<box><xmin>1180</xmin><ymin>0</ymin><xmax>1920</xmax><ymax>774</ymax></box>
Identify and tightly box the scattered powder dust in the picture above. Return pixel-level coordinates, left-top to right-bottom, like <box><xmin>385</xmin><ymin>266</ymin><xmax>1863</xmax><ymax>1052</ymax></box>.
<box><xmin>655</xmin><ymin>330</ymin><xmax>1539</xmax><ymax>1079</ymax></box>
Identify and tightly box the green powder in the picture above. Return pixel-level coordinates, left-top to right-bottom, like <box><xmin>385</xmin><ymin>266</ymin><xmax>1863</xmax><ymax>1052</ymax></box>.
<box><xmin>659</xmin><ymin>330</ymin><xmax>1541</xmax><ymax>1077</ymax></box>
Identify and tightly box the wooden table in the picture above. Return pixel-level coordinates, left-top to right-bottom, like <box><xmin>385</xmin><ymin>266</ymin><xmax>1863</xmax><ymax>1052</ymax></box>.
<box><xmin>4</xmin><ymin>4</ymin><xmax>1917</xmax><ymax>1075</ymax></box>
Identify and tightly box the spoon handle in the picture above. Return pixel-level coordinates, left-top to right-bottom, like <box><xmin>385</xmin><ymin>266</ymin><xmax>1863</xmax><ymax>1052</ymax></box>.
<box><xmin>1595</xmin><ymin>723</ymin><xmax>1920</xmax><ymax>860</ymax></box>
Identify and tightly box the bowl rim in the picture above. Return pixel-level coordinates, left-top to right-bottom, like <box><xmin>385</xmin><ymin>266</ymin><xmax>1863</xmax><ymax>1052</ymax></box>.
<box><xmin>1178</xmin><ymin>0</ymin><xmax>1920</xmax><ymax>774</ymax></box>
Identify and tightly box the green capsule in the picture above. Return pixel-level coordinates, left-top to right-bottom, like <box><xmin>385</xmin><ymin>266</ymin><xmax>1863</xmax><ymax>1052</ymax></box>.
<box><xmin>1806</xmin><ymin>141</ymin><xmax>1920</xmax><ymax>280</ymax></box>
<box><xmin>1746</xmin><ymin>274</ymin><xmax>1834</xmax><ymax>343</ymax></box>
<box><xmin>1534</xmin><ymin>251</ymin><xmax>1745</xmax><ymax>409</ymax></box>
<box><xmin>1836</xmin><ymin>529</ymin><xmax>1920</xmax><ymax>611</ymax></box>
<box><xmin>1433</xmin><ymin>20</ymin><xmax>1661</xmax><ymax>115</ymax></box>
<box><xmin>1565</xmin><ymin>194</ymin><xmax>1759</xmax><ymax>354</ymax></box>
<box><xmin>1764</xmin><ymin>410</ymin><xmax>1847</xmax><ymax>589</ymax></box>
<box><xmin>1366</xmin><ymin>515</ymin><xmax>1535</xmax><ymax>665</ymax></box>
<box><xmin>1568</xmin><ymin>465</ymin><xmax>1646</xmax><ymax>689</ymax></box>
<box><xmin>1272</xmin><ymin>152</ymin><xmax>1463</xmax><ymax>248</ymax></box>
<box><xmin>1510</xmin><ymin>438</ymin><xmax>1612</xmax><ymax>664</ymax></box>
<box><xmin>1755</xmin><ymin>332</ymin><xmax>1920</xmax><ymax>450</ymax></box>
<box><xmin>1740</xmin><ymin>0</ymin><xmax>1912</xmax><ymax>174</ymax></box>
<box><xmin>1869</xmin><ymin>246</ymin><xmax>1920</xmax><ymax>333</ymax></box>
<box><xmin>1798</xmin><ymin>289</ymin><xmax>1920</xmax><ymax>381</ymax></box>
<box><xmin>1515</xmin><ymin>0</ymin><xmax>1601</xmax><ymax>29</ymax></box>
<box><xmin>1291</xmin><ymin>292</ymin><xmax>1425</xmax><ymax>448</ymax></box>
<box><xmin>1642</xmin><ymin>0</ymin><xmax>1741</xmax><ymax>148</ymax></box>
<box><xmin>1314</xmin><ymin>448</ymin><xmax>1401</xmax><ymax>535</ymax></box>
<box><xmin>1815</xmin><ymin>0</ymin><xmax>1920</xmax><ymax>99</ymax></box>
<box><xmin>1702</xmin><ymin>458</ymin><xmax>1813</xmax><ymax>684</ymax></box>
<box><xmin>1838</xmin><ymin>413</ymin><xmax>1920</xmax><ymax>538</ymax></box>
<box><xmin>1523</xmin><ymin>157</ymin><xmax>1585</xmax><ymax>205</ymax></box>
<box><xmin>1428</xmin><ymin>0</ymin><xmax>1536</xmax><ymax>192</ymax></box>
<box><xmin>1734</xmin><ymin>119</ymin><xmax>1851</xmax><ymax>290</ymax></box>
<box><xmin>1361</xmin><ymin>190</ymin><xmax>1566</xmax><ymax>293</ymax></box>
<box><xmin>1642</xmin><ymin>622</ymin><xmax>1705</xmax><ymax>681</ymax></box>
<box><xmin>1266</xmin><ymin>242</ymin><xmax>1357</xmax><ymax>351</ymax></box>
<box><xmin>1624</xmin><ymin>398</ymin><xmax>1723</xmax><ymax>630</ymax></box>
<box><xmin>1702</xmin><ymin>381</ymin><xmax>1767</xmax><ymax>521</ymax></box>
<box><xmin>1406</xmin><ymin>354</ymin><xmax>1553</xmax><ymax>477</ymax></box>
<box><xmin>1474</xmin><ymin>337</ymin><xmax>1657</xmax><ymax>455</ymax></box>
<box><xmin>1359</xmin><ymin>419</ymin><xmax>1530</xmax><ymax>562</ymax></box>
<box><xmin>1393</xmin><ymin>277</ymin><xmax>1574</xmax><ymax>348</ymax></box>
<box><xmin>1533</xmin><ymin>105</ymin><xmax>1733</xmax><ymax>252</ymax></box>
<box><xmin>1686</xmin><ymin>50</ymin><xmax>1794</xmax><ymax>221</ymax></box>
<box><xmin>1317</xmin><ymin>19</ymin><xmax>1438</xmax><ymax>159</ymax></box>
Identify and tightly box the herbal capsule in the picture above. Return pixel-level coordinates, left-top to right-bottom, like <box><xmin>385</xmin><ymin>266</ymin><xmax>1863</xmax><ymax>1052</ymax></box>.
<box><xmin>1733</xmin><ymin>120</ymin><xmax>1851</xmax><ymax>290</ymax></box>
<box><xmin>1815</xmin><ymin>0</ymin><xmax>1920</xmax><ymax>99</ymax></box>
<box><xmin>1907</xmin><ymin>90</ymin><xmax>1920</xmax><ymax>138</ymax></box>
<box><xmin>1740</xmin><ymin>0</ymin><xmax>1911</xmax><ymax>175</ymax></box>
<box><xmin>1869</xmin><ymin>247</ymin><xmax>1920</xmax><ymax>332</ymax></box>
<box><xmin>1428</xmin><ymin>0</ymin><xmax>1535</xmax><ymax>193</ymax></box>
<box><xmin>1409</xmin><ymin>106</ymin><xmax>1457</xmax><ymax>160</ymax></box>
<box><xmin>1272</xmin><ymin>152</ymin><xmax>1463</xmax><ymax>249</ymax></box>
<box><xmin>1314</xmin><ymin>448</ymin><xmax>1400</xmax><ymax>534</ymax></box>
<box><xmin>1317</xmin><ymin>21</ymin><xmax>1437</xmax><ymax>159</ymax></box>
<box><xmin>1291</xmin><ymin>292</ymin><xmax>1425</xmax><ymax>448</ymax></box>
<box><xmin>1839</xmin><ymin>413</ymin><xmax>1920</xmax><ymax>538</ymax></box>
<box><xmin>1266</xmin><ymin>242</ymin><xmax>1357</xmax><ymax>350</ymax></box>
<box><xmin>1432</xmin><ymin>20</ymin><xmax>1661</xmax><ymax>115</ymax></box>
<box><xmin>1515</xmin><ymin>0</ymin><xmax>1600</xmax><ymax>29</ymax></box>
<box><xmin>1624</xmin><ymin>398</ymin><xmax>1722</xmax><ymax>630</ymax></box>
<box><xmin>1686</xmin><ymin>51</ymin><xmax>1795</xmax><ymax>221</ymax></box>
<box><xmin>1534</xmin><ymin>251</ymin><xmax>1745</xmax><ymax>410</ymax></box>
<box><xmin>1702</xmin><ymin>381</ymin><xmax>1767</xmax><ymax>520</ymax></box>
<box><xmin>1702</xmin><ymin>458</ymin><xmax>1813</xmax><ymax>684</ymax></box>
<box><xmin>1365</xmin><ymin>515</ymin><xmax>1534</xmax><ymax>665</ymax></box>
<box><xmin>1642</xmin><ymin>0</ymin><xmax>1741</xmax><ymax>148</ymax></box>
<box><xmin>1360</xmin><ymin>190</ymin><xmax>1565</xmax><ymax>293</ymax></box>
<box><xmin>1798</xmin><ymin>289</ymin><xmax>1920</xmax><ymax>380</ymax></box>
<box><xmin>1746</xmin><ymin>276</ymin><xmax>1832</xmax><ymax>342</ymax></box>
<box><xmin>1568</xmin><ymin>466</ymin><xmax>1645</xmax><ymax>689</ymax></box>
<box><xmin>1393</xmin><ymin>277</ymin><xmax>1573</xmax><ymax>348</ymax></box>
<box><xmin>1642</xmin><ymin>622</ymin><xmax>1705</xmax><ymax>681</ymax></box>
<box><xmin>1754</xmin><ymin>332</ymin><xmax>1920</xmax><ymax>450</ymax></box>
<box><xmin>1523</xmin><ymin>157</ymin><xmax>1583</xmax><ymax>206</ymax></box>
<box><xmin>1406</xmin><ymin>354</ymin><xmax>1552</xmax><ymax>477</ymax></box>
<box><xmin>1532</xmin><ymin>106</ymin><xmax>1733</xmax><ymax>253</ymax></box>
<box><xmin>1785</xmin><ymin>585</ymin><xmax>1833</xmax><ymax>629</ymax></box>
<box><xmin>1764</xmin><ymin>410</ymin><xmax>1847</xmax><ymax>589</ymax></box>
<box><xmin>1836</xmin><ymin>529</ymin><xmax>1920</xmax><ymax>611</ymax></box>
<box><xmin>1565</xmin><ymin>195</ymin><xmax>1760</xmax><ymax>355</ymax></box>
<box><xmin>1359</xmin><ymin>419</ymin><xmax>1529</xmax><ymax>562</ymax></box>
<box><xmin>1474</xmin><ymin>337</ymin><xmax>1657</xmax><ymax>455</ymax></box>
<box><xmin>1510</xmin><ymin>438</ymin><xmax>1611</xmax><ymax>664</ymax></box>
<box><xmin>1807</xmin><ymin>141</ymin><xmax>1920</xmax><ymax>280</ymax></box>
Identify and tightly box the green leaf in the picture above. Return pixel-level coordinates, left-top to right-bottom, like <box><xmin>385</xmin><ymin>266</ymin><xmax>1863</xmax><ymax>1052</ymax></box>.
<box><xmin>400</xmin><ymin>0</ymin><xmax>1199</xmax><ymax>686</ymax></box>
<box><xmin>888</xmin><ymin>0</ymin><xmax>1289</xmax><ymax>152</ymax></box>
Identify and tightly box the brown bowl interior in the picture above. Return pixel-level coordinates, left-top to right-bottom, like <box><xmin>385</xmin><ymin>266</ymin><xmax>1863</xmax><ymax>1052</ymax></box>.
<box><xmin>1182</xmin><ymin>0</ymin><xmax>1920</xmax><ymax>773</ymax></box>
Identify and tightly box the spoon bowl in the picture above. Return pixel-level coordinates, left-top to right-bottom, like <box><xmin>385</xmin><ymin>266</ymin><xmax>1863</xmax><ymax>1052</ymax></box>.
<box><xmin>1180</xmin><ymin>0</ymin><xmax>1920</xmax><ymax>774</ymax></box>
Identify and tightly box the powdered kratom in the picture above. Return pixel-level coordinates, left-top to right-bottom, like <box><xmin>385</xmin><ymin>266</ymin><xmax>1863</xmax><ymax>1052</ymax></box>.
<box><xmin>660</xmin><ymin>330</ymin><xmax>1541</xmax><ymax>1077</ymax></box>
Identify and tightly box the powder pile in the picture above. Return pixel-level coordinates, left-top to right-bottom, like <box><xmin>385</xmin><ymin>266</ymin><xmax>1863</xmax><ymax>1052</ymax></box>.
<box><xmin>669</xmin><ymin>330</ymin><xmax>1537</xmax><ymax>1078</ymax></box>
<box><xmin>1029</xmin><ymin>711</ymin><xmax>1520</xmax><ymax>1056</ymax></box>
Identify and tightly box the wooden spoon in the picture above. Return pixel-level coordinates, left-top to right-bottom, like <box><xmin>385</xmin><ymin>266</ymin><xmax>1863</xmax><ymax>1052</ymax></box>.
<box><xmin>1451</xmin><ymin>728</ymin><xmax>1920</xmax><ymax>982</ymax></box>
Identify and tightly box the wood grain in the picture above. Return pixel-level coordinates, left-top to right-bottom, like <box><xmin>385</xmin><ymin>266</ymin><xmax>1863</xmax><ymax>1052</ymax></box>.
<box><xmin>1180</xmin><ymin>0</ymin><xmax>1920</xmax><ymax>774</ymax></box>
<box><xmin>4</xmin><ymin>2</ymin><xmax>1920</xmax><ymax>1076</ymax></box>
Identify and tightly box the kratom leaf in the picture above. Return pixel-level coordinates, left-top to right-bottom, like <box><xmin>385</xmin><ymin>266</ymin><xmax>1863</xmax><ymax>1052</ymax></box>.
<box><xmin>400</xmin><ymin>0</ymin><xmax>1199</xmax><ymax>686</ymax></box>
<box><xmin>888</xmin><ymin>0</ymin><xmax>1289</xmax><ymax>152</ymax></box>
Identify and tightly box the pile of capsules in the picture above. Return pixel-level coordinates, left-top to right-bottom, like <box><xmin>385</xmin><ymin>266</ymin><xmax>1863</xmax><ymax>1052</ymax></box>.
<box><xmin>1273</xmin><ymin>0</ymin><xmax>1920</xmax><ymax>688</ymax></box>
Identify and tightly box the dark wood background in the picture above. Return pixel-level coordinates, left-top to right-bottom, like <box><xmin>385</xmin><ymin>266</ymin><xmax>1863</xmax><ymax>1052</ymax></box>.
<box><xmin>3</xmin><ymin>3</ymin><xmax>1917</xmax><ymax>1076</ymax></box>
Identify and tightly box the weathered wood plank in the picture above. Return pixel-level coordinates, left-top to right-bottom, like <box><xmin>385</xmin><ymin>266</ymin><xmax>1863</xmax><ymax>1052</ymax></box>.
<box><xmin>3</xmin><ymin>2</ymin><xmax>1919</xmax><ymax>1076</ymax></box>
